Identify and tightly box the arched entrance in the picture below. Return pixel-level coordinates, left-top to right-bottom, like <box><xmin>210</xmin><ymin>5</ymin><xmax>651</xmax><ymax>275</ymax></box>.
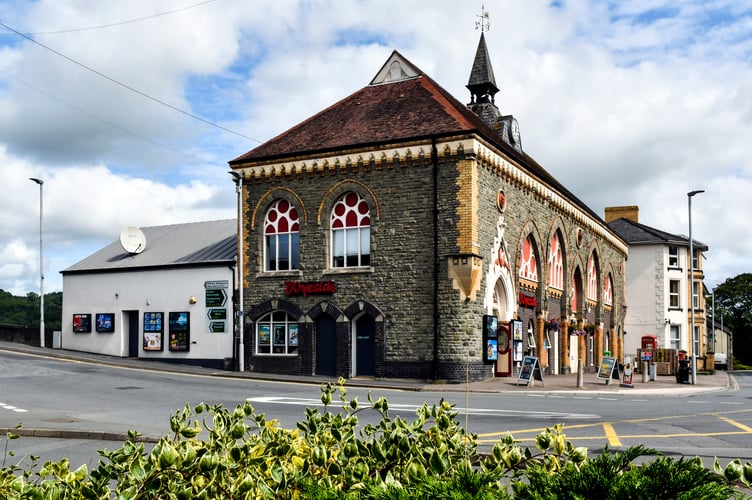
<box><xmin>492</xmin><ymin>279</ymin><xmax>513</xmax><ymax>377</ymax></box>
<box><xmin>353</xmin><ymin>314</ymin><xmax>375</xmax><ymax>376</ymax></box>
<box><xmin>315</xmin><ymin>315</ymin><xmax>336</xmax><ymax>376</ymax></box>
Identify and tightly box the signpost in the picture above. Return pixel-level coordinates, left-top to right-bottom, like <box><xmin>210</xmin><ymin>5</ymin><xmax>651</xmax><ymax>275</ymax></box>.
<box><xmin>205</xmin><ymin>282</ymin><xmax>228</xmax><ymax>334</ymax></box>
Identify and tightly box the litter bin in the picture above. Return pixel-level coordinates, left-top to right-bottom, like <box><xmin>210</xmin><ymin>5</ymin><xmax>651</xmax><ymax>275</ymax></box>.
<box><xmin>677</xmin><ymin>359</ymin><xmax>690</xmax><ymax>384</ymax></box>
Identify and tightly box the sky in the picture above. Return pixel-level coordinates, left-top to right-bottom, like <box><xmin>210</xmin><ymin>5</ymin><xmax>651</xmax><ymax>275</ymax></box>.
<box><xmin>0</xmin><ymin>0</ymin><xmax>750</xmax><ymax>296</ymax></box>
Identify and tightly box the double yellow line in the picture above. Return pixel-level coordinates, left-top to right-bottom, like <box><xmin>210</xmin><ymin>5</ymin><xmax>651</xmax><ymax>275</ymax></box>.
<box><xmin>476</xmin><ymin>411</ymin><xmax>752</xmax><ymax>448</ymax></box>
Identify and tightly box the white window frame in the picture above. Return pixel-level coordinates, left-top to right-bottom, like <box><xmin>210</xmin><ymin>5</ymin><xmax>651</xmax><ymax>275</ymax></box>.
<box><xmin>692</xmin><ymin>281</ymin><xmax>700</xmax><ymax>309</ymax></box>
<box><xmin>330</xmin><ymin>193</ymin><xmax>371</xmax><ymax>269</ymax></box>
<box><xmin>669</xmin><ymin>280</ymin><xmax>680</xmax><ymax>308</ymax></box>
<box><xmin>668</xmin><ymin>246</ymin><xmax>679</xmax><ymax>267</ymax></box>
<box><xmin>263</xmin><ymin>200</ymin><xmax>300</xmax><ymax>272</ymax></box>
<box><xmin>256</xmin><ymin>311</ymin><xmax>299</xmax><ymax>356</ymax></box>
<box><xmin>669</xmin><ymin>325</ymin><xmax>680</xmax><ymax>350</ymax></box>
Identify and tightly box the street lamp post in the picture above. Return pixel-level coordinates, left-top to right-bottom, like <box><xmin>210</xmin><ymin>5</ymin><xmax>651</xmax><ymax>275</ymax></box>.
<box><xmin>688</xmin><ymin>189</ymin><xmax>704</xmax><ymax>385</ymax></box>
<box><xmin>29</xmin><ymin>177</ymin><xmax>45</xmax><ymax>348</ymax></box>
<box><xmin>229</xmin><ymin>171</ymin><xmax>244</xmax><ymax>372</ymax></box>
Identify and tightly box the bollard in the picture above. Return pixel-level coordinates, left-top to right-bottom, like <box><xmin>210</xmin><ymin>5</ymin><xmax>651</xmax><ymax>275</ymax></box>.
<box><xmin>577</xmin><ymin>359</ymin><xmax>584</xmax><ymax>388</ymax></box>
<box><xmin>642</xmin><ymin>361</ymin><xmax>648</xmax><ymax>383</ymax></box>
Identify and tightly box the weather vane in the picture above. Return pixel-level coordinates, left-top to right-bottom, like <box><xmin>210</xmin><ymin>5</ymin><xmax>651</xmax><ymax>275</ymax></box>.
<box><xmin>475</xmin><ymin>5</ymin><xmax>490</xmax><ymax>32</ymax></box>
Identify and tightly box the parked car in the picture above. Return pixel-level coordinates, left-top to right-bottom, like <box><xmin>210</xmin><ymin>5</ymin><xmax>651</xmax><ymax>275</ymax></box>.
<box><xmin>714</xmin><ymin>353</ymin><xmax>728</xmax><ymax>370</ymax></box>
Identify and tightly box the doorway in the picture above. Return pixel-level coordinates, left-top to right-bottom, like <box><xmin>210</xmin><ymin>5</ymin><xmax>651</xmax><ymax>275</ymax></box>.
<box><xmin>354</xmin><ymin>315</ymin><xmax>375</xmax><ymax>376</ymax></box>
<box><xmin>125</xmin><ymin>311</ymin><xmax>139</xmax><ymax>357</ymax></box>
<box><xmin>315</xmin><ymin>315</ymin><xmax>336</xmax><ymax>376</ymax></box>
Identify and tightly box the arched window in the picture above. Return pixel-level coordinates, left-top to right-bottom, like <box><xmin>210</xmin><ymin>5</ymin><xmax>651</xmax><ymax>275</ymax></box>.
<box><xmin>548</xmin><ymin>233</ymin><xmax>563</xmax><ymax>289</ymax></box>
<box><xmin>264</xmin><ymin>199</ymin><xmax>299</xmax><ymax>271</ymax></box>
<box><xmin>603</xmin><ymin>274</ymin><xmax>613</xmax><ymax>306</ymax></box>
<box><xmin>256</xmin><ymin>311</ymin><xmax>299</xmax><ymax>355</ymax></box>
<box><xmin>331</xmin><ymin>192</ymin><xmax>370</xmax><ymax>268</ymax></box>
<box><xmin>572</xmin><ymin>267</ymin><xmax>583</xmax><ymax>313</ymax></box>
<box><xmin>587</xmin><ymin>254</ymin><xmax>598</xmax><ymax>301</ymax></box>
<box><xmin>519</xmin><ymin>236</ymin><xmax>538</xmax><ymax>281</ymax></box>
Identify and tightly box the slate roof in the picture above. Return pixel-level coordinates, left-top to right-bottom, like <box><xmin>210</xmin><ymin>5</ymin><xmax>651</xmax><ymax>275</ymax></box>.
<box><xmin>62</xmin><ymin>219</ymin><xmax>237</xmax><ymax>274</ymax></box>
<box><xmin>230</xmin><ymin>54</ymin><xmax>497</xmax><ymax>163</ymax></box>
<box><xmin>608</xmin><ymin>217</ymin><xmax>708</xmax><ymax>250</ymax></box>
<box><xmin>229</xmin><ymin>50</ymin><xmax>611</xmax><ymax>229</ymax></box>
<box><xmin>467</xmin><ymin>32</ymin><xmax>499</xmax><ymax>98</ymax></box>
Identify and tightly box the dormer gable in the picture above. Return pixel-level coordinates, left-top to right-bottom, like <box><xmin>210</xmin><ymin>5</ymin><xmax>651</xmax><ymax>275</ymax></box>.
<box><xmin>370</xmin><ymin>51</ymin><xmax>422</xmax><ymax>85</ymax></box>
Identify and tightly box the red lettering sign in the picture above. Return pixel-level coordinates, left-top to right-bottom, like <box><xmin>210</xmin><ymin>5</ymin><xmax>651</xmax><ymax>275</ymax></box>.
<box><xmin>519</xmin><ymin>292</ymin><xmax>537</xmax><ymax>308</ymax></box>
<box><xmin>284</xmin><ymin>280</ymin><xmax>337</xmax><ymax>297</ymax></box>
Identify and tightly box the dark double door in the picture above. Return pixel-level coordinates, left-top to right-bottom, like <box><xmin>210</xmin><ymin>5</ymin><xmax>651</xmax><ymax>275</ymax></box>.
<box><xmin>315</xmin><ymin>315</ymin><xmax>375</xmax><ymax>377</ymax></box>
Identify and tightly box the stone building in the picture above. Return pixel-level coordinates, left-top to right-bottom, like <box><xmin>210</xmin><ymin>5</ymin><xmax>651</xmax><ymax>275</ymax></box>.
<box><xmin>228</xmin><ymin>34</ymin><xmax>628</xmax><ymax>382</ymax></box>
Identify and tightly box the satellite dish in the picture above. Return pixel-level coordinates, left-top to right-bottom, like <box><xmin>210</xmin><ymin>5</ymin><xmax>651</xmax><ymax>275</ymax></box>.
<box><xmin>119</xmin><ymin>226</ymin><xmax>146</xmax><ymax>254</ymax></box>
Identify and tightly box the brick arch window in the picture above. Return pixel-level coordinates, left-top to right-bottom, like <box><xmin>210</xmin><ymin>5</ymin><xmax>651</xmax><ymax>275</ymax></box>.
<box><xmin>603</xmin><ymin>274</ymin><xmax>613</xmax><ymax>306</ymax></box>
<box><xmin>548</xmin><ymin>232</ymin><xmax>563</xmax><ymax>289</ymax></box>
<box><xmin>587</xmin><ymin>254</ymin><xmax>598</xmax><ymax>301</ymax></box>
<box><xmin>519</xmin><ymin>236</ymin><xmax>538</xmax><ymax>281</ymax></box>
<box><xmin>256</xmin><ymin>311</ymin><xmax>299</xmax><ymax>355</ymax></box>
<box><xmin>331</xmin><ymin>192</ymin><xmax>370</xmax><ymax>268</ymax></box>
<box><xmin>264</xmin><ymin>199</ymin><xmax>300</xmax><ymax>271</ymax></box>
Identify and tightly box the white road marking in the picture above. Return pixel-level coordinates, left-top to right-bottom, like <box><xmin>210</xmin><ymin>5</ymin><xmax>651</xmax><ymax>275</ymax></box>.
<box><xmin>246</xmin><ymin>396</ymin><xmax>601</xmax><ymax>420</ymax></box>
<box><xmin>0</xmin><ymin>402</ymin><xmax>28</xmax><ymax>413</ymax></box>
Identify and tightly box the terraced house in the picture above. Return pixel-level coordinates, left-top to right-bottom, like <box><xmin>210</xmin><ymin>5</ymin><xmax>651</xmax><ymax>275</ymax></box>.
<box><xmin>228</xmin><ymin>33</ymin><xmax>628</xmax><ymax>382</ymax></box>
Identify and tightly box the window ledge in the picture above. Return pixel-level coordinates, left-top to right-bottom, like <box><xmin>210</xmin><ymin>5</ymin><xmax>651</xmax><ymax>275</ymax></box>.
<box><xmin>256</xmin><ymin>270</ymin><xmax>303</xmax><ymax>279</ymax></box>
<box><xmin>324</xmin><ymin>267</ymin><xmax>374</xmax><ymax>275</ymax></box>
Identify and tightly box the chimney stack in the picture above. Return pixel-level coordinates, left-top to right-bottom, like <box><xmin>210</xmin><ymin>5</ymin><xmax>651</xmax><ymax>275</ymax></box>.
<box><xmin>605</xmin><ymin>205</ymin><xmax>639</xmax><ymax>223</ymax></box>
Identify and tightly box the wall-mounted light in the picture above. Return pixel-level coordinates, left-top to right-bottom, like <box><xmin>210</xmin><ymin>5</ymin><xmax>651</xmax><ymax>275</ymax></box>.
<box><xmin>146</xmin><ymin>299</ymin><xmax>151</xmax><ymax>306</ymax></box>
<box><xmin>189</xmin><ymin>296</ymin><xmax>197</xmax><ymax>304</ymax></box>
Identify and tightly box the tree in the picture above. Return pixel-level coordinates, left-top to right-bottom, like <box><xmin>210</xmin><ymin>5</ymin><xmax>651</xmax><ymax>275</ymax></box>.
<box><xmin>710</xmin><ymin>273</ymin><xmax>752</xmax><ymax>365</ymax></box>
<box><xmin>0</xmin><ymin>289</ymin><xmax>62</xmax><ymax>331</ymax></box>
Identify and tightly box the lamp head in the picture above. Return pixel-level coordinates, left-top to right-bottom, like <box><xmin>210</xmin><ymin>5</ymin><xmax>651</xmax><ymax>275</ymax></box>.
<box><xmin>687</xmin><ymin>189</ymin><xmax>704</xmax><ymax>197</ymax></box>
<box><xmin>29</xmin><ymin>177</ymin><xmax>44</xmax><ymax>185</ymax></box>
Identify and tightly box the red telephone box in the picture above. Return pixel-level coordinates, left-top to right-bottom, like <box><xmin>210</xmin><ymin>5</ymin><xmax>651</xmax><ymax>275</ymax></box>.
<box><xmin>641</xmin><ymin>335</ymin><xmax>657</xmax><ymax>350</ymax></box>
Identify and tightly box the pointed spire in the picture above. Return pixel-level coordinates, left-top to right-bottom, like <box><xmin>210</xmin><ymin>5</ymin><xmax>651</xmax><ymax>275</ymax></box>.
<box><xmin>466</xmin><ymin>32</ymin><xmax>499</xmax><ymax>104</ymax></box>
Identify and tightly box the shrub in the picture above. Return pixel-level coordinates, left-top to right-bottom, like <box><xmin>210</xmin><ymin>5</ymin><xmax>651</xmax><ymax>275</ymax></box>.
<box><xmin>0</xmin><ymin>379</ymin><xmax>749</xmax><ymax>499</ymax></box>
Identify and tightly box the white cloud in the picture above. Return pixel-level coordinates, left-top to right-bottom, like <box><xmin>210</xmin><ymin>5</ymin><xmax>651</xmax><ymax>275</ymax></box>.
<box><xmin>0</xmin><ymin>0</ymin><xmax>749</xmax><ymax>296</ymax></box>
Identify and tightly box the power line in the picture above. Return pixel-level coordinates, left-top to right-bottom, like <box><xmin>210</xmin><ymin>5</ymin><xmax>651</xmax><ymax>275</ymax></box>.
<box><xmin>0</xmin><ymin>68</ymin><xmax>220</xmax><ymax>167</ymax></box>
<box><xmin>0</xmin><ymin>20</ymin><xmax>261</xmax><ymax>145</ymax></box>
<box><xmin>21</xmin><ymin>0</ymin><xmax>220</xmax><ymax>35</ymax></box>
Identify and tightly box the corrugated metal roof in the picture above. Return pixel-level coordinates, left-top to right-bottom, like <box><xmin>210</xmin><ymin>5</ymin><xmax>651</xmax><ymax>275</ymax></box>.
<box><xmin>62</xmin><ymin>219</ymin><xmax>237</xmax><ymax>274</ymax></box>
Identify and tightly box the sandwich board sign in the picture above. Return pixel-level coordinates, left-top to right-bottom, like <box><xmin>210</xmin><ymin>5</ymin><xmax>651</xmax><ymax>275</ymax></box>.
<box><xmin>517</xmin><ymin>356</ymin><xmax>544</xmax><ymax>387</ymax></box>
<box><xmin>596</xmin><ymin>357</ymin><xmax>619</xmax><ymax>384</ymax></box>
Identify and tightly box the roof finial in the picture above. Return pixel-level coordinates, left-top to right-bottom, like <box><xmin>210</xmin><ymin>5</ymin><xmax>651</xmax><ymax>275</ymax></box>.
<box><xmin>475</xmin><ymin>5</ymin><xmax>490</xmax><ymax>32</ymax></box>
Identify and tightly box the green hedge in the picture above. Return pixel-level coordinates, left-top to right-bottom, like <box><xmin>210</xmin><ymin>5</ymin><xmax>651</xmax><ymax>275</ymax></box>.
<box><xmin>1</xmin><ymin>379</ymin><xmax>748</xmax><ymax>499</ymax></box>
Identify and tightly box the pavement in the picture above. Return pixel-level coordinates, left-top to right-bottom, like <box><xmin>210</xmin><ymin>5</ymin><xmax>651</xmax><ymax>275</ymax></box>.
<box><xmin>0</xmin><ymin>340</ymin><xmax>732</xmax><ymax>396</ymax></box>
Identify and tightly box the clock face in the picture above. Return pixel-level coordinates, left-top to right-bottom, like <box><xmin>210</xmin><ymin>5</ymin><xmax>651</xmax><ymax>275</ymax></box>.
<box><xmin>510</xmin><ymin>119</ymin><xmax>520</xmax><ymax>144</ymax></box>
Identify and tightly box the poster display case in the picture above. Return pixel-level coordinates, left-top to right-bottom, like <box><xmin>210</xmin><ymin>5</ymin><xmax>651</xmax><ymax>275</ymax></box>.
<box><xmin>73</xmin><ymin>314</ymin><xmax>91</xmax><ymax>333</ymax></box>
<box><xmin>169</xmin><ymin>312</ymin><xmax>190</xmax><ymax>352</ymax></box>
<box><xmin>143</xmin><ymin>312</ymin><xmax>164</xmax><ymax>351</ymax></box>
<box><xmin>95</xmin><ymin>313</ymin><xmax>115</xmax><ymax>333</ymax></box>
